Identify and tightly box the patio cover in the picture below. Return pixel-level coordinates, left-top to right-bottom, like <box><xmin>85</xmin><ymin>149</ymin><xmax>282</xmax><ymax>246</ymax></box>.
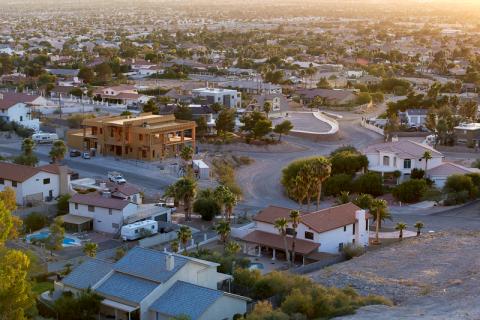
<box><xmin>102</xmin><ymin>299</ymin><xmax>138</xmax><ymax>313</ymax></box>
<box><xmin>242</xmin><ymin>230</ymin><xmax>319</xmax><ymax>255</ymax></box>
<box><xmin>61</xmin><ymin>214</ymin><xmax>92</xmax><ymax>225</ymax></box>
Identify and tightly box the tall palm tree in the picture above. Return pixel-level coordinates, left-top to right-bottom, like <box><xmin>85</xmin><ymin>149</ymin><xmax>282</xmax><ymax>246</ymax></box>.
<box><xmin>310</xmin><ymin>157</ymin><xmax>332</xmax><ymax>210</ymax></box>
<box><xmin>371</xmin><ymin>199</ymin><xmax>388</xmax><ymax>245</ymax></box>
<box><xmin>422</xmin><ymin>151</ymin><xmax>432</xmax><ymax>172</ymax></box>
<box><xmin>414</xmin><ymin>221</ymin><xmax>424</xmax><ymax>236</ymax></box>
<box><xmin>395</xmin><ymin>222</ymin><xmax>407</xmax><ymax>240</ymax></box>
<box><xmin>177</xmin><ymin>225</ymin><xmax>192</xmax><ymax>253</ymax></box>
<box><xmin>83</xmin><ymin>242</ymin><xmax>98</xmax><ymax>257</ymax></box>
<box><xmin>274</xmin><ymin>217</ymin><xmax>290</xmax><ymax>263</ymax></box>
<box><xmin>289</xmin><ymin>210</ymin><xmax>301</xmax><ymax>267</ymax></box>
<box><xmin>223</xmin><ymin>191</ymin><xmax>237</xmax><ymax>221</ymax></box>
<box><xmin>214</xmin><ymin>185</ymin><xmax>233</xmax><ymax>219</ymax></box>
<box><xmin>263</xmin><ymin>101</ymin><xmax>272</xmax><ymax>118</ymax></box>
<box><xmin>214</xmin><ymin>220</ymin><xmax>231</xmax><ymax>245</ymax></box>
<box><xmin>180</xmin><ymin>146</ymin><xmax>194</xmax><ymax>176</ymax></box>
<box><xmin>49</xmin><ymin>140</ymin><xmax>67</xmax><ymax>163</ymax></box>
<box><xmin>167</xmin><ymin>177</ymin><xmax>197</xmax><ymax>221</ymax></box>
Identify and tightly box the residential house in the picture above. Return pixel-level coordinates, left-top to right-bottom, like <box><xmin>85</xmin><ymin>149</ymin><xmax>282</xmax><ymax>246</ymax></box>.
<box><xmin>0</xmin><ymin>92</ymin><xmax>45</xmax><ymax>131</ymax></box>
<box><xmin>191</xmin><ymin>87</ymin><xmax>241</xmax><ymax>108</ymax></box>
<box><xmin>93</xmin><ymin>85</ymin><xmax>150</xmax><ymax>106</ymax></box>
<box><xmin>363</xmin><ymin>140</ymin><xmax>444</xmax><ymax>181</ymax></box>
<box><xmin>240</xmin><ymin>203</ymin><xmax>370</xmax><ymax>262</ymax></box>
<box><xmin>403</xmin><ymin>109</ymin><xmax>428</xmax><ymax>126</ymax></box>
<box><xmin>247</xmin><ymin>93</ymin><xmax>289</xmax><ymax>114</ymax></box>
<box><xmin>53</xmin><ymin>246</ymin><xmax>249</xmax><ymax>320</ymax></box>
<box><xmin>426</xmin><ymin>162</ymin><xmax>480</xmax><ymax>188</ymax></box>
<box><xmin>454</xmin><ymin>123</ymin><xmax>480</xmax><ymax>146</ymax></box>
<box><xmin>219</xmin><ymin>80</ymin><xmax>282</xmax><ymax>94</ymax></box>
<box><xmin>0</xmin><ymin>162</ymin><xmax>71</xmax><ymax>205</ymax></box>
<box><xmin>67</xmin><ymin>113</ymin><xmax>196</xmax><ymax>161</ymax></box>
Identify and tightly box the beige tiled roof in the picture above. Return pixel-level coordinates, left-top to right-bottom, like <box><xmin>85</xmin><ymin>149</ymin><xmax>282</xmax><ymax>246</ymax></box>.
<box><xmin>363</xmin><ymin>140</ymin><xmax>443</xmax><ymax>158</ymax></box>
<box><xmin>427</xmin><ymin>162</ymin><xmax>480</xmax><ymax>177</ymax></box>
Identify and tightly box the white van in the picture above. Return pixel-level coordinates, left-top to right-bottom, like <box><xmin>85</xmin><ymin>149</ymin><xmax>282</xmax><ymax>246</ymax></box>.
<box><xmin>120</xmin><ymin>220</ymin><xmax>158</xmax><ymax>241</ymax></box>
<box><xmin>32</xmin><ymin>133</ymin><xmax>59</xmax><ymax>144</ymax></box>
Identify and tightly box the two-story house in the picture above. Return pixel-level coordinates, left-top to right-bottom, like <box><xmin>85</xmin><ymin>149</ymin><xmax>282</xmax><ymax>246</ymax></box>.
<box><xmin>364</xmin><ymin>140</ymin><xmax>444</xmax><ymax>181</ymax></box>
<box><xmin>0</xmin><ymin>92</ymin><xmax>45</xmax><ymax>131</ymax></box>
<box><xmin>50</xmin><ymin>246</ymin><xmax>250</xmax><ymax>320</ymax></box>
<box><xmin>0</xmin><ymin>162</ymin><xmax>71</xmax><ymax>205</ymax></box>
<box><xmin>191</xmin><ymin>87</ymin><xmax>241</xmax><ymax>108</ymax></box>
<box><xmin>240</xmin><ymin>203</ymin><xmax>369</xmax><ymax>263</ymax></box>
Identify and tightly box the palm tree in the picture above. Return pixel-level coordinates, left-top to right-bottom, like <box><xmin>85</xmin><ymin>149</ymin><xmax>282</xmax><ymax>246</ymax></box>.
<box><xmin>213</xmin><ymin>185</ymin><xmax>233</xmax><ymax>219</ymax></box>
<box><xmin>214</xmin><ymin>220</ymin><xmax>231</xmax><ymax>245</ymax></box>
<box><xmin>225</xmin><ymin>241</ymin><xmax>241</xmax><ymax>255</ymax></box>
<box><xmin>336</xmin><ymin>191</ymin><xmax>350</xmax><ymax>205</ymax></box>
<box><xmin>422</xmin><ymin>151</ymin><xmax>432</xmax><ymax>172</ymax></box>
<box><xmin>223</xmin><ymin>191</ymin><xmax>237</xmax><ymax>221</ymax></box>
<box><xmin>49</xmin><ymin>140</ymin><xmax>67</xmax><ymax>163</ymax></box>
<box><xmin>166</xmin><ymin>177</ymin><xmax>197</xmax><ymax>221</ymax></box>
<box><xmin>289</xmin><ymin>210</ymin><xmax>301</xmax><ymax>267</ymax></box>
<box><xmin>83</xmin><ymin>242</ymin><xmax>98</xmax><ymax>257</ymax></box>
<box><xmin>414</xmin><ymin>221</ymin><xmax>424</xmax><ymax>236</ymax></box>
<box><xmin>310</xmin><ymin>157</ymin><xmax>331</xmax><ymax>210</ymax></box>
<box><xmin>177</xmin><ymin>225</ymin><xmax>192</xmax><ymax>253</ymax></box>
<box><xmin>170</xmin><ymin>240</ymin><xmax>179</xmax><ymax>253</ymax></box>
<box><xmin>263</xmin><ymin>101</ymin><xmax>272</xmax><ymax>118</ymax></box>
<box><xmin>274</xmin><ymin>217</ymin><xmax>290</xmax><ymax>263</ymax></box>
<box><xmin>370</xmin><ymin>199</ymin><xmax>388</xmax><ymax>245</ymax></box>
<box><xmin>395</xmin><ymin>222</ymin><xmax>407</xmax><ymax>240</ymax></box>
<box><xmin>180</xmin><ymin>146</ymin><xmax>194</xmax><ymax>176</ymax></box>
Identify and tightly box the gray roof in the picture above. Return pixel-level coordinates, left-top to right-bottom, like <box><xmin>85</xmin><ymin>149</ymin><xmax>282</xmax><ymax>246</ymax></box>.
<box><xmin>46</xmin><ymin>69</ymin><xmax>80</xmax><ymax>77</ymax></box>
<box><xmin>113</xmin><ymin>247</ymin><xmax>188</xmax><ymax>283</ymax></box>
<box><xmin>149</xmin><ymin>281</ymin><xmax>223</xmax><ymax>319</ymax></box>
<box><xmin>95</xmin><ymin>272</ymin><xmax>158</xmax><ymax>304</ymax></box>
<box><xmin>363</xmin><ymin>140</ymin><xmax>443</xmax><ymax>158</ymax></box>
<box><xmin>62</xmin><ymin>259</ymin><xmax>112</xmax><ymax>290</ymax></box>
<box><xmin>406</xmin><ymin>109</ymin><xmax>428</xmax><ymax>116</ymax></box>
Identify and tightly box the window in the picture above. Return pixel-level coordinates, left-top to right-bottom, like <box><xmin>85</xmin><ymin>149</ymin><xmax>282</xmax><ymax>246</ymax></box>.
<box><xmin>305</xmin><ymin>231</ymin><xmax>314</xmax><ymax>240</ymax></box>
<box><xmin>394</xmin><ymin>157</ymin><xmax>397</xmax><ymax>167</ymax></box>
<box><xmin>135</xmin><ymin>229</ymin><xmax>139</xmax><ymax>234</ymax></box>
<box><xmin>20</xmin><ymin>116</ymin><xmax>23</xmax><ymax>121</ymax></box>
<box><xmin>88</xmin><ymin>205</ymin><xmax>95</xmax><ymax>212</ymax></box>
<box><xmin>43</xmin><ymin>178</ymin><xmax>50</xmax><ymax>185</ymax></box>
<box><xmin>404</xmin><ymin>159</ymin><xmax>411</xmax><ymax>169</ymax></box>
<box><xmin>139</xmin><ymin>134</ymin><xmax>143</xmax><ymax>141</ymax></box>
<box><xmin>74</xmin><ymin>203</ymin><xmax>78</xmax><ymax>210</ymax></box>
<box><xmin>286</xmin><ymin>228</ymin><xmax>295</xmax><ymax>236</ymax></box>
<box><xmin>12</xmin><ymin>181</ymin><xmax>17</xmax><ymax>187</ymax></box>
<box><xmin>0</xmin><ymin>179</ymin><xmax>4</xmax><ymax>185</ymax></box>
<box><xmin>352</xmin><ymin>223</ymin><xmax>356</xmax><ymax>235</ymax></box>
<box><xmin>338</xmin><ymin>243</ymin><xmax>344</xmax><ymax>252</ymax></box>
<box><xmin>108</xmin><ymin>209</ymin><xmax>113</xmax><ymax>215</ymax></box>
<box><xmin>352</xmin><ymin>239</ymin><xmax>356</xmax><ymax>244</ymax></box>
<box><xmin>112</xmin><ymin>223</ymin><xmax>119</xmax><ymax>229</ymax></box>
<box><xmin>343</xmin><ymin>226</ymin><xmax>347</xmax><ymax>232</ymax></box>
<box><xmin>382</xmin><ymin>156</ymin><xmax>389</xmax><ymax>166</ymax></box>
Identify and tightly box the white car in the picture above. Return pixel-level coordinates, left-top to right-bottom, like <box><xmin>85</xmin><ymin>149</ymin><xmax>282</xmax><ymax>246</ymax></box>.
<box><xmin>108</xmin><ymin>171</ymin><xmax>126</xmax><ymax>184</ymax></box>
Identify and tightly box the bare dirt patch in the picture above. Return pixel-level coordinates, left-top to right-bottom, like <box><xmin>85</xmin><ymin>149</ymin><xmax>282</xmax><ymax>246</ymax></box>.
<box><xmin>310</xmin><ymin>231</ymin><xmax>480</xmax><ymax>319</ymax></box>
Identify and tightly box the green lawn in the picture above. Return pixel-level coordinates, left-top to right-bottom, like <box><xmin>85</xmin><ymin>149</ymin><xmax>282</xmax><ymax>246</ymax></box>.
<box><xmin>32</xmin><ymin>281</ymin><xmax>54</xmax><ymax>296</ymax></box>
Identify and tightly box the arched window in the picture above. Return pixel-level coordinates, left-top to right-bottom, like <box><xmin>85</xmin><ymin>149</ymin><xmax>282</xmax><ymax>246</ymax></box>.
<box><xmin>383</xmin><ymin>156</ymin><xmax>390</xmax><ymax>166</ymax></box>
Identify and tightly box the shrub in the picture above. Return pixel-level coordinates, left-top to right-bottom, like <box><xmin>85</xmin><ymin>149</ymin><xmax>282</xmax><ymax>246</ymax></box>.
<box><xmin>392</xmin><ymin>179</ymin><xmax>427</xmax><ymax>203</ymax></box>
<box><xmin>324</xmin><ymin>174</ymin><xmax>353</xmax><ymax>196</ymax></box>
<box><xmin>330</xmin><ymin>150</ymin><xmax>368</xmax><ymax>175</ymax></box>
<box><xmin>342</xmin><ymin>243</ymin><xmax>365</xmax><ymax>260</ymax></box>
<box><xmin>410</xmin><ymin>168</ymin><xmax>425</xmax><ymax>180</ymax></box>
<box><xmin>444</xmin><ymin>174</ymin><xmax>478</xmax><ymax>199</ymax></box>
<box><xmin>193</xmin><ymin>198</ymin><xmax>220</xmax><ymax>221</ymax></box>
<box><xmin>23</xmin><ymin>212</ymin><xmax>48</xmax><ymax>232</ymax></box>
<box><xmin>444</xmin><ymin>190</ymin><xmax>470</xmax><ymax>206</ymax></box>
<box><xmin>353</xmin><ymin>172</ymin><xmax>383</xmax><ymax>196</ymax></box>
<box><xmin>57</xmin><ymin>194</ymin><xmax>71</xmax><ymax>215</ymax></box>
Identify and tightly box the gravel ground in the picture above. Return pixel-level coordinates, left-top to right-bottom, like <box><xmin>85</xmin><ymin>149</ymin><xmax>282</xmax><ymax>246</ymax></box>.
<box><xmin>309</xmin><ymin>231</ymin><xmax>480</xmax><ymax>319</ymax></box>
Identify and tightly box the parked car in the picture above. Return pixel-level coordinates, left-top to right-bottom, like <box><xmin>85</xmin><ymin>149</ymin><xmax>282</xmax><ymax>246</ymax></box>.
<box><xmin>70</xmin><ymin>149</ymin><xmax>81</xmax><ymax>157</ymax></box>
<box><xmin>108</xmin><ymin>171</ymin><xmax>126</xmax><ymax>184</ymax></box>
<box><xmin>81</xmin><ymin>152</ymin><xmax>91</xmax><ymax>159</ymax></box>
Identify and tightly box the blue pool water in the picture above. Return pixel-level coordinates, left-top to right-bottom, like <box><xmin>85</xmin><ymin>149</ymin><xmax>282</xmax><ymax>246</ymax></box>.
<box><xmin>249</xmin><ymin>262</ymin><xmax>265</xmax><ymax>270</ymax></box>
<box><xmin>27</xmin><ymin>231</ymin><xmax>77</xmax><ymax>245</ymax></box>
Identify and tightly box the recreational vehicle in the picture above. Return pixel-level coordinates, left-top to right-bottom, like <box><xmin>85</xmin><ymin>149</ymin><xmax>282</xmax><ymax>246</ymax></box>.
<box><xmin>32</xmin><ymin>133</ymin><xmax>59</xmax><ymax>144</ymax></box>
<box><xmin>120</xmin><ymin>220</ymin><xmax>158</xmax><ymax>241</ymax></box>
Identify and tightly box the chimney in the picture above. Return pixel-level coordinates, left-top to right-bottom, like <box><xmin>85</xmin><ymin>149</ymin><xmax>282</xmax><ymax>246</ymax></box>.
<box><xmin>166</xmin><ymin>253</ymin><xmax>175</xmax><ymax>271</ymax></box>
<box><xmin>58</xmin><ymin>165</ymin><xmax>70</xmax><ymax>195</ymax></box>
<box><xmin>101</xmin><ymin>191</ymin><xmax>111</xmax><ymax>198</ymax></box>
<box><xmin>0</xmin><ymin>93</ymin><xmax>3</xmax><ymax>100</ymax></box>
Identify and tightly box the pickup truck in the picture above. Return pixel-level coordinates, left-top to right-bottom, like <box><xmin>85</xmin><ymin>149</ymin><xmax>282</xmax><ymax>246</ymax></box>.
<box><xmin>108</xmin><ymin>171</ymin><xmax>126</xmax><ymax>184</ymax></box>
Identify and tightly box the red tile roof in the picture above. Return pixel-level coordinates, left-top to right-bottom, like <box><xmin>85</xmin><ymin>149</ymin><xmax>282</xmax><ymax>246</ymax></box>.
<box><xmin>70</xmin><ymin>193</ymin><xmax>131</xmax><ymax>210</ymax></box>
<box><xmin>0</xmin><ymin>92</ymin><xmax>40</xmax><ymax>110</ymax></box>
<box><xmin>0</xmin><ymin>162</ymin><xmax>72</xmax><ymax>182</ymax></box>
<box><xmin>242</xmin><ymin>230</ymin><xmax>319</xmax><ymax>255</ymax></box>
<box><xmin>254</xmin><ymin>203</ymin><xmax>368</xmax><ymax>234</ymax></box>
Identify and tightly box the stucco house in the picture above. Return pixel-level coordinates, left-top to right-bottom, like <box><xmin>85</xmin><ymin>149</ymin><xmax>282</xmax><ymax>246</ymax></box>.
<box><xmin>240</xmin><ymin>203</ymin><xmax>370</xmax><ymax>263</ymax></box>
<box><xmin>403</xmin><ymin>109</ymin><xmax>428</xmax><ymax>126</ymax></box>
<box><xmin>364</xmin><ymin>140</ymin><xmax>444</xmax><ymax>181</ymax></box>
<box><xmin>0</xmin><ymin>162</ymin><xmax>71</xmax><ymax>205</ymax></box>
<box><xmin>51</xmin><ymin>246</ymin><xmax>249</xmax><ymax>320</ymax></box>
<box><xmin>0</xmin><ymin>92</ymin><xmax>44</xmax><ymax>131</ymax></box>
<box><xmin>426</xmin><ymin>162</ymin><xmax>480</xmax><ymax>189</ymax></box>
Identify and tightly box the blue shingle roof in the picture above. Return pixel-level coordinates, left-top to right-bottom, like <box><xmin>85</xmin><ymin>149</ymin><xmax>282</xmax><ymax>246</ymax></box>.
<box><xmin>62</xmin><ymin>259</ymin><xmax>112</xmax><ymax>290</ymax></box>
<box><xmin>95</xmin><ymin>272</ymin><xmax>158</xmax><ymax>303</ymax></box>
<box><xmin>113</xmin><ymin>247</ymin><xmax>188</xmax><ymax>282</ymax></box>
<box><xmin>149</xmin><ymin>281</ymin><xmax>223</xmax><ymax>320</ymax></box>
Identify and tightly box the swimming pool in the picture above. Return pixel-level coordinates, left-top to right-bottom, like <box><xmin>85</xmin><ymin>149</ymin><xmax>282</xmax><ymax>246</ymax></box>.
<box><xmin>26</xmin><ymin>231</ymin><xmax>81</xmax><ymax>247</ymax></box>
<box><xmin>249</xmin><ymin>262</ymin><xmax>265</xmax><ymax>270</ymax></box>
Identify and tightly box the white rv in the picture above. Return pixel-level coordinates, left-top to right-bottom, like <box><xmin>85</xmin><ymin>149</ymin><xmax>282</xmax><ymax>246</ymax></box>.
<box><xmin>120</xmin><ymin>220</ymin><xmax>158</xmax><ymax>241</ymax></box>
<box><xmin>32</xmin><ymin>133</ymin><xmax>59</xmax><ymax>144</ymax></box>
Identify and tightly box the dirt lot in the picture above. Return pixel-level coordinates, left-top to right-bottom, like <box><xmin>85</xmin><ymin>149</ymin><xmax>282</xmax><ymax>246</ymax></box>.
<box><xmin>310</xmin><ymin>231</ymin><xmax>480</xmax><ymax>319</ymax></box>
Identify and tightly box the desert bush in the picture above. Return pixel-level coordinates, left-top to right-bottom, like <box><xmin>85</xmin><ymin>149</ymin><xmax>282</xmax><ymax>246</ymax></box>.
<box><xmin>342</xmin><ymin>243</ymin><xmax>365</xmax><ymax>260</ymax></box>
<box><xmin>353</xmin><ymin>172</ymin><xmax>383</xmax><ymax>196</ymax></box>
<box><xmin>23</xmin><ymin>212</ymin><xmax>48</xmax><ymax>232</ymax></box>
<box><xmin>324</xmin><ymin>174</ymin><xmax>353</xmax><ymax>196</ymax></box>
<box><xmin>193</xmin><ymin>198</ymin><xmax>220</xmax><ymax>221</ymax></box>
<box><xmin>392</xmin><ymin>179</ymin><xmax>428</xmax><ymax>203</ymax></box>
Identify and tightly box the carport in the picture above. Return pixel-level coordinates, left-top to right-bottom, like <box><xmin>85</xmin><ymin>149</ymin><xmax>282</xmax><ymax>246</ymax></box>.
<box><xmin>62</xmin><ymin>214</ymin><xmax>93</xmax><ymax>232</ymax></box>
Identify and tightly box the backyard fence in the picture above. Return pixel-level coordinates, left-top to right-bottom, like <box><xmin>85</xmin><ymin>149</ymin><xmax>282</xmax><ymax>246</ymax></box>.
<box><xmin>292</xmin><ymin>255</ymin><xmax>345</xmax><ymax>274</ymax></box>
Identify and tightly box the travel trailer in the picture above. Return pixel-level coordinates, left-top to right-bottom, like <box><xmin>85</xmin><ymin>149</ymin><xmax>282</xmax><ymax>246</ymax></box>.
<box><xmin>120</xmin><ymin>220</ymin><xmax>158</xmax><ymax>240</ymax></box>
<box><xmin>32</xmin><ymin>133</ymin><xmax>59</xmax><ymax>144</ymax></box>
